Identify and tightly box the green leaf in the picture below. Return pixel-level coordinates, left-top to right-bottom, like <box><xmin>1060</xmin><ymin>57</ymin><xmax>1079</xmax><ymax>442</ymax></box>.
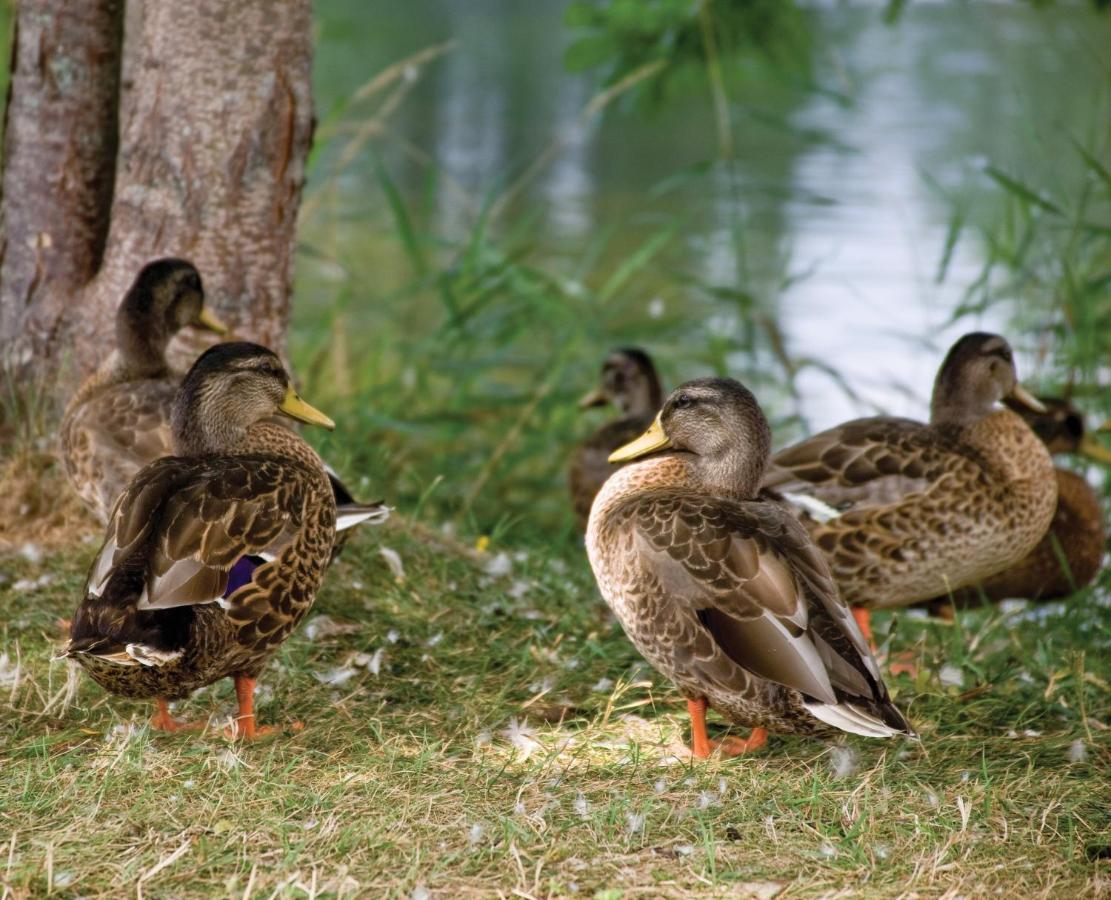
<box><xmin>984</xmin><ymin>165</ymin><xmax>1064</xmax><ymax>216</ymax></box>
<box><xmin>564</xmin><ymin>34</ymin><xmax>618</xmax><ymax>72</ymax></box>
<box><xmin>372</xmin><ymin>153</ymin><xmax>427</xmax><ymax>277</ymax></box>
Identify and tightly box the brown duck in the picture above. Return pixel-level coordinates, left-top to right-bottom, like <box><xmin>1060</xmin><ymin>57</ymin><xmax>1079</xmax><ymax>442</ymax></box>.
<box><xmin>925</xmin><ymin>397</ymin><xmax>1109</xmax><ymax>609</ymax></box>
<box><xmin>61</xmin><ymin>259</ymin><xmax>387</xmax><ymax>536</ymax></box>
<box><xmin>63</xmin><ymin>342</ymin><xmax>339</xmax><ymax>739</ymax></box>
<box><xmin>569</xmin><ymin>348</ymin><xmax>663</xmax><ymax>527</ymax></box>
<box><xmin>761</xmin><ymin>333</ymin><xmax>1057</xmax><ymax>639</ymax></box>
<box><xmin>586</xmin><ymin>378</ymin><xmax>913</xmax><ymax>757</ymax></box>
<box><xmin>61</xmin><ymin>259</ymin><xmax>227</xmax><ymax>523</ymax></box>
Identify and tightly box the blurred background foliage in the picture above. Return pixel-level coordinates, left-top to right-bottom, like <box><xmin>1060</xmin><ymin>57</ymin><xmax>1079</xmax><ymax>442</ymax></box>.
<box><xmin>289</xmin><ymin>0</ymin><xmax>1110</xmax><ymax>549</ymax></box>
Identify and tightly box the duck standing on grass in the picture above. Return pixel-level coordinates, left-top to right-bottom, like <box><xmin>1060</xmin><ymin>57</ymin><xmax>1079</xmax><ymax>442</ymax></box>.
<box><xmin>586</xmin><ymin>378</ymin><xmax>913</xmax><ymax>757</ymax></box>
<box><xmin>569</xmin><ymin>348</ymin><xmax>663</xmax><ymax>527</ymax></box>
<box><xmin>61</xmin><ymin>258</ymin><xmax>387</xmax><ymax>541</ymax></box>
<box><xmin>762</xmin><ymin>332</ymin><xmax>1057</xmax><ymax>644</ymax></box>
<box><xmin>62</xmin><ymin>343</ymin><xmax>338</xmax><ymax>740</ymax></box>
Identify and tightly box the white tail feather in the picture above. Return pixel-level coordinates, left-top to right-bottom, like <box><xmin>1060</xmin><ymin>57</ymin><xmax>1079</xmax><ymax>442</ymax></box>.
<box><xmin>804</xmin><ymin>701</ymin><xmax>902</xmax><ymax>738</ymax></box>
<box><xmin>337</xmin><ymin>505</ymin><xmax>391</xmax><ymax>531</ymax></box>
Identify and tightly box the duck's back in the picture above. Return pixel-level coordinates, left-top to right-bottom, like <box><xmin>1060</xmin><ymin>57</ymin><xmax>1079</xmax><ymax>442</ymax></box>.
<box><xmin>61</xmin><ymin>374</ymin><xmax>178</xmax><ymax>523</ymax></box>
<box><xmin>764</xmin><ymin>410</ymin><xmax>1057</xmax><ymax>608</ymax></box>
<box><xmin>68</xmin><ymin>424</ymin><xmax>336</xmax><ymax>699</ymax></box>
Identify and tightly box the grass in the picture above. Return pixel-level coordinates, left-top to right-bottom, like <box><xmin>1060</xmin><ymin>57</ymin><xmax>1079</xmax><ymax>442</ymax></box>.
<box><xmin>0</xmin><ymin>517</ymin><xmax>1108</xmax><ymax>898</ymax></box>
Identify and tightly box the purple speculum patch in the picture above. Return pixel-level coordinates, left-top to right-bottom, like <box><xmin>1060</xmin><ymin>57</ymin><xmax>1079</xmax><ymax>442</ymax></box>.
<box><xmin>224</xmin><ymin>556</ymin><xmax>263</xmax><ymax>598</ymax></box>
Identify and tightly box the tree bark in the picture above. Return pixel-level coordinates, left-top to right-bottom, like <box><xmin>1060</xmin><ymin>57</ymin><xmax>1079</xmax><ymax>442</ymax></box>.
<box><xmin>0</xmin><ymin>0</ymin><xmax>314</xmax><ymax>387</ymax></box>
<box><xmin>0</xmin><ymin>0</ymin><xmax>123</xmax><ymax>373</ymax></box>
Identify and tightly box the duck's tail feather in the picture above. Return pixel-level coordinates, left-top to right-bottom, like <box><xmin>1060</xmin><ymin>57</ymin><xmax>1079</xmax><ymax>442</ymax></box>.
<box><xmin>805</xmin><ymin>699</ymin><xmax>917</xmax><ymax>739</ymax></box>
<box><xmin>336</xmin><ymin>501</ymin><xmax>391</xmax><ymax>532</ymax></box>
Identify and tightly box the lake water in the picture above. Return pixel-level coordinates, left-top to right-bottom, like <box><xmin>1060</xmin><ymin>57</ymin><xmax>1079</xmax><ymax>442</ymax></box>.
<box><xmin>305</xmin><ymin>0</ymin><xmax>1109</xmax><ymax>430</ymax></box>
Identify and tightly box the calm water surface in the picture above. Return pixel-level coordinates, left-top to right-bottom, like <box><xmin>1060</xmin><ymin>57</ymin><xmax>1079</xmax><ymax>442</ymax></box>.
<box><xmin>306</xmin><ymin>1</ymin><xmax>1108</xmax><ymax>429</ymax></box>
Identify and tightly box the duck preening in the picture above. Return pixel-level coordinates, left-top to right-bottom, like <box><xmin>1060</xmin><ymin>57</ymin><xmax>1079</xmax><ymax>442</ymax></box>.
<box><xmin>569</xmin><ymin>348</ymin><xmax>663</xmax><ymax>528</ymax></box>
<box><xmin>586</xmin><ymin>377</ymin><xmax>914</xmax><ymax>758</ymax></box>
<box><xmin>63</xmin><ymin>342</ymin><xmax>340</xmax><ymax>740</ymax></box>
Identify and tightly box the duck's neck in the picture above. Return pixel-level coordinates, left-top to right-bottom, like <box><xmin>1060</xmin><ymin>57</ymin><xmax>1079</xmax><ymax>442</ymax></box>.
<box><xmin>618</xmin><ymin>375</ymin><xmax>663</xmax><ymax>417</ymax></box>
<box><xmin>171</xmin><ymin>397</ymin><xmax>251</xmax><ymax>456</ymax></box>
<box><xmin>588</xmin><ymin>451</ymin><xmax>758</xmax><ymax>532</ymax></box>
<box><xmin>114</xmin><ymin>325</ymin><xmax>172</xmax><ymax>380</ymax></box>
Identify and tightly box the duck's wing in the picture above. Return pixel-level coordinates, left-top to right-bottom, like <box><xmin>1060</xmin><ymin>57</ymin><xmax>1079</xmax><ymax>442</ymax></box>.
<box><xmin>762</xmin><ymin>417</ymin><xmax>945</xmax><ymax>516</ymax></box>
<box><xmin>69</xmin><ymin>453</ymin><xmax>331</xmax><ymax>664</ymax></box>
<box><xmin>62</xmin><ymin>381</ymin><xmax>178</xmax><ymax>520</ymax></box>
<box><xmin>614</xmin><ymin>492</ymin><xmax>913</xmax><ymax>737</ymax></box>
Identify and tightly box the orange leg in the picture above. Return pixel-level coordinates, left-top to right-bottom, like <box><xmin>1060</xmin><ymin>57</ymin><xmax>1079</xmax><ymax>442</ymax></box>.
<box><xmin>226</xmin><ymin>675</ymin><xmax>279</xmax><ymax>740</ymax></box>
<box><xmin>686</xmin><ymin>698</ymin><xmax>768</xmax><ymax>758</ymax></box>
<box><xmin>853</xmin><ymin>606</ymin><xmax>917</xmax><ymax>676</ymax></box>
<box><xmin>150</xmin><ymin>698</ymin><xmax>204</xmax><ymax>733</ymax></box>
<box><xmin>852</xmin><ymin>606</ymin><xmax>875</xmax><ymax>649</ymax></box>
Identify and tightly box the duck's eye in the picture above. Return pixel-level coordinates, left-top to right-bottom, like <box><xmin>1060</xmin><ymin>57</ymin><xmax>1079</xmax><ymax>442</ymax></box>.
<box><xmin>674</xmin><ymin>394</ymin><xmax>695</xmax><ymax>410</ymax></box>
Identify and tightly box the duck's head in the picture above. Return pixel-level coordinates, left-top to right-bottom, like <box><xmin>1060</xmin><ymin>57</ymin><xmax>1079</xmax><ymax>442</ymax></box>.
<box><xmin>116</xmin><ymin>259</ymin><xmax>227</xmax><ymax>372</ymax></box>
<box><xmin>930</xmin><ymin>332</ymin><xmax>1045</xmax><ymax>427</ymax></box>
<box><xmin>608</xmin><ymin>377</ymin><xmax>771</xmax><ymax>498</ymax></box>
<box><xmin>579</xmin><ymin>348</ymin><xmax>663</xmax><ymax>416</ymax></box>
<box><xmin>1003</xmin><ymin>395</ymin><xmax>1111</xmax><ymax>464</ymax></box>
<box><xmin>171</xmin><ymin>342</ymin><xmax>333</xmax><ymax>456</ymax></box>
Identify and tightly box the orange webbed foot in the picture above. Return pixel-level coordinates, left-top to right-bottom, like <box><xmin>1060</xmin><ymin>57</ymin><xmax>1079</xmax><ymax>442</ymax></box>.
<box><xmin>710</xmin><ymin>728</ymin><xmax>769</xmax><ymax>757</ymax></box>
<box><xmin>150</xmin><ymin>699</ymin><xmax>205</xmax><ymax>733</ymax></box>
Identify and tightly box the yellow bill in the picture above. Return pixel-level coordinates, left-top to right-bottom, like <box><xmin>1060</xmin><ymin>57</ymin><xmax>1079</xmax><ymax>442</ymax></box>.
<box><xmin>608</xmin><ymin>412</ymin><xmax>670</xmax><ymax>463</ymax></box>
<box><xmin>194</xmin><ymin>307</ymin><xmax>228</xmax><ymax>334</ymax></box>
<box><xmin>578</xmin><ymin>387</ymin><xmax>608</xmax><ymax>409</ymax></box>
<box><xmin>1009</xmin><ymin>383</ymin><xmax>1047</xmax><ymax>414</ymax></box>
<box><xmin>1078</xmin><ymin>436</ymin><xmax>1111</xmax><ymax>465</ymax></box>
<box><xmin>279</xmin><ymin>385</ymin><xmax>335</xmax><ymax>430</ymax></box>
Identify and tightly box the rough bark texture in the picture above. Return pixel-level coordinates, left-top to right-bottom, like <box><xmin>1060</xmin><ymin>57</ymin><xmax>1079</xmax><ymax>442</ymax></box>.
<box><xmin>0</xmin><ymin>0</ymin><xmax>314</xmax><ymax>387</ymax></box>
<box><xmin>0</xmin><ymin>0</ymin><xmax>123</xmax><ymax>371</ymax></box>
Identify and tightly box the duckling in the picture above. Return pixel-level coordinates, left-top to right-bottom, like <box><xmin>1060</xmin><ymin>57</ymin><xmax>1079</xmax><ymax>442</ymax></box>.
<box><xmin>925</xmin><ymin>397</ymin><xmax>1109</xmax><ymax>609</ymax></box>
<box><xmin>587</xmin><ymin>378</ymin><xmax>913</xmax><ymax>757</ymax></box>
<box><xmin>569</xmin><ymin>348</ymin><xmax>663</xmax><ymax>527</ymax></box>
<box><xmin>63</xmin><ymin>342</ymin><xmax>339</xmax><ymax>739</ymax></box>
<box><xmin>61</xmin><ymin>259</ymin><xmax>226</xmax><ymax>523</ymax></box>
<box><xmin>60</xmin><ymin>259</ymin><xmax>387</xmax><ymax>537</ymax></box>
<box><xmin>762</xmin><ymin>333</ymin><xmax>1057</xmax><ymax>639</ymax></box>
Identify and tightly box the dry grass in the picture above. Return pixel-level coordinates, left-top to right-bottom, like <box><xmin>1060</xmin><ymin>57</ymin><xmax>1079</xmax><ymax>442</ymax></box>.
<box><xmin>1</xmin><ymin>518</ymin><xmax>1107</xmax><ymax>899</ymax></box>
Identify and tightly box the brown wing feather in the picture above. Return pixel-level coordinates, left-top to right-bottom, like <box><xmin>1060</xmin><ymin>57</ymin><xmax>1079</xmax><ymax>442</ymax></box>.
<box><xmin>615</xmin><ymin>492</ymin><xmax>893</xmax><ymax>712</ymax></box>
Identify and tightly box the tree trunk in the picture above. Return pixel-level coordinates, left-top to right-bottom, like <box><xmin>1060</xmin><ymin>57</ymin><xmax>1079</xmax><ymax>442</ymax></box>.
<box><xmin>0</xmin><ymin>0</ymin><xmax>123</xmax><ymax>374</ymax></box>
<box><xmin>0</xmin><ymin>0</ymin><xmax>314</xmax><ymax>389</ymax></box>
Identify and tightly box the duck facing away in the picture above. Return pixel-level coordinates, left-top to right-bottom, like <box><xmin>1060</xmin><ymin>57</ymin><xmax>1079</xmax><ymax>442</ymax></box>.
<box><xmin>762</xmin><ymin>333</ymin><xmax>1057</xmax><ymax>638</ymax></box>
<box><xmin>569</xmin><ymin>348</ymin><xmax>663</xmax><ymax>527</ymax></box>
<box><xmin>63</xmin><ymin>342</ymin><xmax>339</xmax><ymax>739</ymax></box>
<box><xmin>61</xmin><ymin>259</ymin><xmax>227</xmax><ymax>524</ymax></box>
<box><xmin>60</xmin><ymin>258</ymin><xmax>387</xmax><ymax>538</ymax></box>
<box><xmin>586</xmin><ymin>378</ymin><xmax>914</xmax><ymax>757</ymax></box>
<box><xmin>925</xmin><ymin>397</ymin><xmax>1109</xmax><ymax>609</ymax></box>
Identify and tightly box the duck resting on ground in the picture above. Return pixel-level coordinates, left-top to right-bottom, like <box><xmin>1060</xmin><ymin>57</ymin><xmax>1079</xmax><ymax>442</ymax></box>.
<box><xmin>60</xmin><ymin>258</ymin><xmax>388</xmax><ymax>539</ymax></box>
<box><xmin>62</xmin><ymin>342</ymin><xmax>340</xmax><ymax>740</ymax></box>
<box><xmin>761</xmin><ymin>332</ymin><xmax>1057</xmax><ymax>644</ymax></box>
<box><xmin>586</xmin><ymin>377</ymin><xmax>914</xmax><ymax>757</ymax></box>
<box><xmin>924</xmin><ymin>397</ymin><xmax>1109</xmax><ymax>612</ymax></box>
<box><xmin>569</xmin><ymin>348</ymin><xmax>663</xmax><ymax>528</ymax></box>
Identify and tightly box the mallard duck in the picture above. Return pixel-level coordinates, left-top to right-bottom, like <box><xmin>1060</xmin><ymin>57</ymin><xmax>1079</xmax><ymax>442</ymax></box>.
<box><xmin>62</xmin><ymin>342</ymin><xmax>339</xmax><ymax>739</ymax></box>
<box><xmin>569</xmin><ymin>348</ymin><xmax>663</xmax><ymax>527</ymax></box>
<box><xmin>924</xmin><ymin>397</ymin><xmax>1109</xmax><ymax>609</ymax></box>
<box><xmin>60</xmin><ymin>258</ymin><xmax>387</xmax><ymax>537</ymax></box>
<box><xmin>586</xmin><ymin>378</ymin><xmax>913</xmax><ymax>757</ymax></box>
<box><xmin>762</xmin><ymin>332</ymin><xmax>1057</xmax><ymax>639</ymax></box>
<box><xmin>61</xmin><ymin>259</ymin><xmax>227</xmax><ymax>523</ymax></box>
